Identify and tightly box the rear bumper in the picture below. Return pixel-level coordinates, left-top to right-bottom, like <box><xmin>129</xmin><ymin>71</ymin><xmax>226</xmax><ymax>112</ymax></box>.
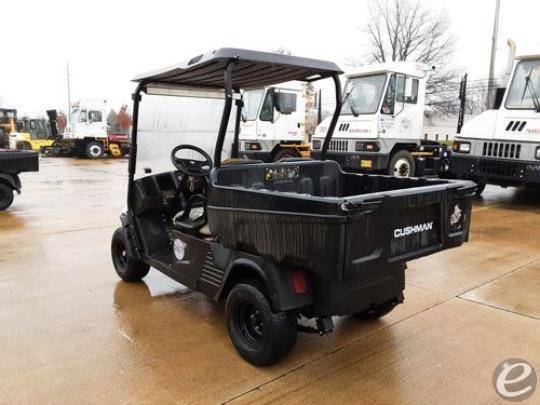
<box><xmin>312</xmin><ymin>264</ymin><xmax>405</xmax><ymax>316</ymax></box>
<box><xmin>449</xmin><ymin>155</ymin><xmax>540</xmax><ymax>186</ymax></box>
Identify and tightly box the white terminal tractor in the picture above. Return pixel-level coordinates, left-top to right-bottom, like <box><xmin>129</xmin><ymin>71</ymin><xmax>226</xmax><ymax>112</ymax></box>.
<box><xmin>311</xmin><ymin>62</ymin><xmax>447</xmax><ymax>177</ymax></box>
<box><xmin>450</xmin><ymin>53</ymin><xmax>540</xmax><ymax>195</ymax></box>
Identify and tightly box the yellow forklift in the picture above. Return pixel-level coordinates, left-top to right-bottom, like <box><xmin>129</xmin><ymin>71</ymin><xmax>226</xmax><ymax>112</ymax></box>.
<box><xmin>0</xmin><ymin>108</ymin><xmax>17</xmax><ymax>148</ymax></box>
<box><xmin>11</xmin><ymin>117</ymin><xmax>56</xmax><ymax>151</ymax></box>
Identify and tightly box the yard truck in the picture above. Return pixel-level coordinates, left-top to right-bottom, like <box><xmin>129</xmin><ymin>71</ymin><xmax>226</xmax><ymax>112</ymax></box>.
<box><xmin>449</xmin><ymin>53</ymin><xmax>540</xmax><ymax>195</ymax></box>
<box><xmin>311</xmin><ymin>62</ymin><xmax>447</xmax><ymax>177</ymax></box>
<box><xmin>44</xmin><ymin>99</ymin><xmax>129</xmax><ymax>158</ymax></box>
<box><xmin>237</xmin><ymin>82</ymin><xmax>311</xmax><ymax>161</ymax></box>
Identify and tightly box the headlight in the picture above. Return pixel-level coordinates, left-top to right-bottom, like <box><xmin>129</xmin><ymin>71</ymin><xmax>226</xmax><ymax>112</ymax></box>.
<box><xmin>452</xmin><ymin>141</ymin><xmax>471</xmax><ymax>153</ymax></box>
<box><xmin>536</xmin><ymin>147</ymin><xmax>540</xmax><ymax>160</ymax></box>
<box><xmin>245</xmin><ymin>142</ymin><xmax>261</xmax><ymax>151</ymax></box>
<box><xmin>312</xmin><ymin>139</ymin><xmax>321</xmax><ymax>149</ymax></box>
<box><xmin>355</xmin><ymin>142</ymin><xmax>380</xmax><ymax>152</ymax></box>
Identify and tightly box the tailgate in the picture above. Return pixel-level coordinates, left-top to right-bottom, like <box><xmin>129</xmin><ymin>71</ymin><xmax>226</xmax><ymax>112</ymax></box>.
<box><xmin>341</xmin><ymin>182</ymin><xmax>474</xmax><ymax>277</ymax></box>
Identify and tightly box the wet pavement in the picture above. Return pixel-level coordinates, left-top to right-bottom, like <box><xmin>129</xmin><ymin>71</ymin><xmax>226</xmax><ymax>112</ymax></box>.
<box><xmin>1</xmin><ymin>157</ymin><xmax>539</xmax><ymax>404</ymax></box>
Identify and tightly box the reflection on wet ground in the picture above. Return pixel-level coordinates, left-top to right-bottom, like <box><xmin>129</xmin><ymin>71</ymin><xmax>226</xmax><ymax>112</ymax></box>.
<box><xmin>1</xmin><ymin>157</ymin><xmax>539</xmax><ymax>403</ymax></box>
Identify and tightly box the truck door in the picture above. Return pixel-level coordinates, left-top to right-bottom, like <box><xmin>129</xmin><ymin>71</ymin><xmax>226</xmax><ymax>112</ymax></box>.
<box><xmin>272</xmin><ymin>89</ymin><xmax>303</xmax><ymax>141</ymax></box>
<box><xmin>396</xmin><ymin>76</ymin><xmax>423</xmax><ymax>140</ymax></box>
<box><xmin>258</xmin><ymin>89</ymin><xmax>303</xmax><ymax>143</ymax></box>
<box><xmin>87</xmin><ymin>109</ymin><xmax>106</xmax><ymax>138</ymax></box>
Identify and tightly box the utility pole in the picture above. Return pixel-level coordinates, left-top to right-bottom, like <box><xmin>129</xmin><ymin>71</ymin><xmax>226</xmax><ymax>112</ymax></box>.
<box><xmin>486</xmin><ymin>0</ymin><xmax>501</xmax><ymax>109</ymax></box>
<box><xmin>66</xmin><ymin>62</ymin><xmax>72</xmax><ymax>125</ymax></box>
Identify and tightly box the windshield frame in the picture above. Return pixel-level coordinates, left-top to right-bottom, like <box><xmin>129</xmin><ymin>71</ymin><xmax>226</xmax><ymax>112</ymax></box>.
<box><xmin>504</xmin><ymin>60</ymin><xmax>540</xmax><ymax>111</ymax></box>
<box><xmin>341</xmin><ymin>73</ymin><xmax>389</xmax><ymax>116</ymax></box>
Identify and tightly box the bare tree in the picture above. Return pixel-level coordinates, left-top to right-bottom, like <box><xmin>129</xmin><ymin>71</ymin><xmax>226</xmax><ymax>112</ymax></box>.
<box><xmin>116</xmin><ymin>105</ymin><xmax>132</xmax><ymax>133</ymax></box>
<box><xmin>56</xmin><ymin>111</ymin><xmax>68</xmax><ymax>134</ymax></box>
<box><xmin>350</xmin><ymin>0</ymin><xmax>460</xmax><ymax>115</ymax></box>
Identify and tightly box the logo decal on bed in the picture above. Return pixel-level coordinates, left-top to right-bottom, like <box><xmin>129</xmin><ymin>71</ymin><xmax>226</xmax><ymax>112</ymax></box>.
<box><xmin>173</xmin><ymin>238</ymin><xmax>187</xmax><ymax>261</ymax></box>
<box><xmin>393</xmin><ymin>222</ymin><xmax>434</xmax><ymax>238</ymax></box>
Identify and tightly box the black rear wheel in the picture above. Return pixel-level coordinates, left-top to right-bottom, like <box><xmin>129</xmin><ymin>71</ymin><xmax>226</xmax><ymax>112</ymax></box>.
<box><xmin>111</xmin><ymin>227</ymin><xmax>150</xmax><ymax>282</ymax></box>
<box><xmin>0</xmin><ymin>183</ymin><xmax>14</xmax><ymax>211</ymax></box>
<box><xmin>226</xmin><ymin>282</ymin><xmax>297</xmax><ymax>366</ymax></box>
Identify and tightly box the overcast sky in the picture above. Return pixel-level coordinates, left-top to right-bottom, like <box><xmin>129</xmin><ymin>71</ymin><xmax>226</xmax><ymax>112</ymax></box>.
<box><xmin>1</xmin><ymin>0</ymin><xmax>539</xmax><ymax>116</ymax></box>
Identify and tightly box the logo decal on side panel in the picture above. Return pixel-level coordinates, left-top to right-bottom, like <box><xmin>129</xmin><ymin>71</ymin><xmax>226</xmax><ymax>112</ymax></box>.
<box><xmin>393</xmin><ymin>222</ymin><xmax>434</xmax><ymax>238</ymax></box>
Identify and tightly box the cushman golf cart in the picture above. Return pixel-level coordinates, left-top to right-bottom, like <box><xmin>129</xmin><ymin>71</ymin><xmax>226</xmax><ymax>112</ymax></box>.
<box><xmin>0</xmin><ymin>149</ymin><xmax>39</xmax><ymax>210</ymax></box>
<box><xmin>111</xmin><ymin>48</ymin><xmax>475</xmax><ymax>366</ymax></box>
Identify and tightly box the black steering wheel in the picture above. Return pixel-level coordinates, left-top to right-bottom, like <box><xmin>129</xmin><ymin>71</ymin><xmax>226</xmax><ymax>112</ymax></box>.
<box><xmin>171</xmin><ymin>144</ymin><xmax>213</xmax><ymax>177</ymax></box>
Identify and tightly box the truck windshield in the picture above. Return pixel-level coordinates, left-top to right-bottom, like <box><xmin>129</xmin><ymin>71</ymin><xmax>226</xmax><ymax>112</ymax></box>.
<box><xmin>505</xmin><ymin>60</ymin><xmax>540</xmax><ymax>110</ymax></box>
<box><xmin>342</xmin><ymin>74</ymin><xmax>387</xmax><ymax>115</ymax></box>
<box><xmin>242</xmin><ymin>89</ymin><xmax>264</xmax><ymax>121</ymax></box>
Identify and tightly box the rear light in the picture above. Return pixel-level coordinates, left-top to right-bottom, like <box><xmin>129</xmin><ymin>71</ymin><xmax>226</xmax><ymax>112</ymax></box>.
<box><xmin>291</xmin><ymin>270</ymin><xmax>307</xmax><ymax>294</ymax></box>
<box><xmin>312</xmin><ymin>139</ymin><xmax>321</xmax><ymax>149</ymax></box>
<box><xmin>245</xmin><ymin>142</ymin><xmax>261</xmax><ymax>151</ymax></box>
<box><xmin>355</xmin><ymin>142</ymin><xmax>380</xmax><ymax>152</ymax></box>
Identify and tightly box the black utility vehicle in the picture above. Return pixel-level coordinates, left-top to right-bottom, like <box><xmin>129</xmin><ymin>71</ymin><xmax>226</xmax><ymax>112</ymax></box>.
<box><xmin>0</xmin><ymin>149</ymin><xmax>39</xmax><ymax>210</ymax></box>
<box><xmin>111</xmin><ymin>49</ymin><xmax>475</xmax><ymax>366</ymax></box>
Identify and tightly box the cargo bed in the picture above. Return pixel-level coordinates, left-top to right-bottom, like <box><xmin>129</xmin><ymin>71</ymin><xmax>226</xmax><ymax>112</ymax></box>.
<box><xmin>208</xmin><ymin>160</ymin><xmax>475</xmax><ymax>280</ymax></box>
<box><xmin>0</xmin><ymin>149</ymin><xmax>39</xmax><ymax>174</ymax></box>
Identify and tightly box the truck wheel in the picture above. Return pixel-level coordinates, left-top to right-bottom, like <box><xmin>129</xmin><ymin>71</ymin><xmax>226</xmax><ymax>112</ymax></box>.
<box><xmin>111</xmin><ymin>227</ymin><xmax>150</xmax><ymax>282</ymax></box>
<box><xmin>226</xmin><ymin>282</ymin><xmax>297</xmax><ymax>366</ymax></box>
<box><xmin>86</xmin><ymin>141</ymin><xmax>104</xmax><ymax>159</ymax></box>
<box><xmin>273</xmin><ymin>148</ymin><xmax>298</xmax><ymax>162</ymax></box>
<box><xmin>354</xmin><ymin>296</ymin><xmax>401</xmax><ymax>321</ymax></box>
<box><xmin>0</xmin><ymin>183</ymin><xmax>14</xmax><ymax>211</ymax></box>
<box><xmin>390</xmin><ymin>150</ymin><xmax>415</xmax><ymax>177</ymax></box>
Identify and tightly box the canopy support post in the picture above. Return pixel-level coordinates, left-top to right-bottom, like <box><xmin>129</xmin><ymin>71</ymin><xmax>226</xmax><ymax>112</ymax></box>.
<box><xmin>231</xmin><ymin>93</ymin><xmax>243</xmax><ymax>159</ymax></box>
<box><xmin>320</xmin><ymin>73</ymin><xmax>342</xmax><ymax>161</ymax></box>
<box><xmin>214</xmin><ymin>62</ymin><xmax>234</xmax><ymax>168</ymax></box>
<box><xmin>127</xmin><ymin>81</ymin><xmax>145</xmax><ymax>210</ymax></box>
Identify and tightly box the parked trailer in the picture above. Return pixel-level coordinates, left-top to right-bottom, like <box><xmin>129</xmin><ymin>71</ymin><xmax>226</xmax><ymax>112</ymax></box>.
<box><xmin>311</xmin><ymin>62</ymin><xmax>448</xmax><ymax>177</ymax></box>
<box><xmin>450</xmin><ymin>53</ymin><xmax>540</xmax><ymax>194</ymax></box>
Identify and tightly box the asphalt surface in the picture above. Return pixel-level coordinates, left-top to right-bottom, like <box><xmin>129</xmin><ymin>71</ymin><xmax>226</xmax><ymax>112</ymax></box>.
<box><xmin>1</xmin><ymin>157</ymin><xmax>539</xmax><ymax>404</ymax></box>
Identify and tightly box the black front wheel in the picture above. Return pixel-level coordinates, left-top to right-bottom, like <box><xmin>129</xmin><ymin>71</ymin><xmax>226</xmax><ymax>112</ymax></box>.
<box><xmin>0</xmin><ymin>183</ymin><xmax>14</xmax><ymax>211</ymax></box>
<box><xmin>111</xmin><ymin>227</ymin><xmax>150</xmax><ymax>282</ymax></box>
<box><xmin>226</xmin><ymin>282</ymin><xmax>297</xmax><ymax>366</ymax></box>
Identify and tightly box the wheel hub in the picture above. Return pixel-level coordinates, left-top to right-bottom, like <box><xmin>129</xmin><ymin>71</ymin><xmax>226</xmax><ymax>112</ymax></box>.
<box><xmin>394</xmin><ymin>158</ymin><xmax>411</xmax><ymax>177</ymax></box>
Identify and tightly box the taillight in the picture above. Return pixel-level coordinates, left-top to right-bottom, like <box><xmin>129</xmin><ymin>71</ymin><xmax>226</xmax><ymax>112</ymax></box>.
<box><xmin>291</xmin><ymin>270</ymin><xmax>307</xmax><ymax>294</ymax></box>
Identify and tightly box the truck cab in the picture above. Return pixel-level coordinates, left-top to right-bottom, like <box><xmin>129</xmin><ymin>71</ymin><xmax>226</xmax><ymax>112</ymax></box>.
<box><xmin>238</xmin><ymin>83</ymin><xmax>309</xmax><ymax>162</ymax></box>
<box><xmin>312</xmin><ymin>62</ymin><xmax>445</xmax><ymax>177</ymax></box>
<box><xmin>64</xmin><ymin>99</ymin><xmax>108</xmax><ymax>139</ymax></box>
<box><xmin>450</xmin><ymin>54</ymin><xmax>540</xmax><ymax>193</ymax></box>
